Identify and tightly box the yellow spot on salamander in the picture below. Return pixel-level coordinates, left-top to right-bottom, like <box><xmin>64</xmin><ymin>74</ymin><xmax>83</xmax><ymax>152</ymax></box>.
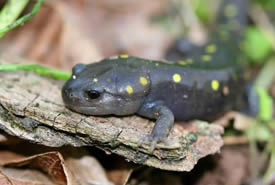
<box><xmin>211</xmin><ymin>80</ymin><xmax>220</xmax><ymax>91</ymax></box>
<box><xmin>224</xmin><ymin>4</ymin><xmax>237</xmax><ymax>18</ymax></box>
<box><xmin>206</xmin><ymin>44</ymin><xmax>217</xmax><ymax>53</ymax></box>
<box><xmin>201</xmin><ymin>55</ymin><xmax>212</xmax><ymax>62</ymax></box>
<box><xmin>126</xmin><ymin>85</ymin><xmax>133</xmax><ymax>94</ymax></box>
<box><xmin>173</xmin><ymin>73</ymin><xmax>181</xmax><ymax>83</ymax></box>
<box><xmin>93</xmin><ymin>78</ymin><xmax>98</xmax><ymax>83</ymax></box>
<box><xmin>178</xmin><ymin>60</ymin><xmax>187</xmax><ymax>66</ymax></box>
<box><xmin>139</xmin><ymin>76</ymin><xmax>148</xmax><ymax>86</ymax></box>
<box><xmin>120</xmin><ymin>54</ymin><xmax>129</xmax><ymax>58</ymax></box>
<box><xmin>178</xmin><ymin>59</ymin><xmax>193</xmax><ymax>66</ymax></box>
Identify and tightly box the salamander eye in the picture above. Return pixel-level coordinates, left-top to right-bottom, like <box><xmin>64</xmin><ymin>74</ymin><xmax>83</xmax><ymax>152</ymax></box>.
<box><xmin>86</xmin><ymin>90</ymin><xmax>100</xmax><ymax>99</ymax></box>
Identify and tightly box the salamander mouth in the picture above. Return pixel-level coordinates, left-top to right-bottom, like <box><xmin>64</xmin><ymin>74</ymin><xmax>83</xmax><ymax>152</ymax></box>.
<box><xmin>64</xmin><ymin>103</ymin><xmax>95</xmax><ymax>113</ymax></box>
<box><xmin>65</xmin><ymin>104</ymin><xmax>112</xmax><ymax>116</ymax></box>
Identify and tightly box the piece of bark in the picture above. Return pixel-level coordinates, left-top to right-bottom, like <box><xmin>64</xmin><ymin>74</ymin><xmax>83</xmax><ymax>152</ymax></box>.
<box><xmin>0</xmin><ymin>68</ymin><xmax>223</xmax><ymax>171</ymax></box>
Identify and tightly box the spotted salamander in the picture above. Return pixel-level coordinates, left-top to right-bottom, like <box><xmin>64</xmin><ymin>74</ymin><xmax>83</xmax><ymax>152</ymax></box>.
<box><xmin>62</xmin><ymin>0</ymin><xmax>250</xmax><ymax>152</ymax></box>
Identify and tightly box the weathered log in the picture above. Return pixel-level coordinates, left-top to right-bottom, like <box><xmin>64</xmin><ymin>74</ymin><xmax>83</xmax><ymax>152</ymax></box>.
<box><xmin>0</xmin><ymin>65</ymin><xmax>223</xmax><ymax>171</ymax></box>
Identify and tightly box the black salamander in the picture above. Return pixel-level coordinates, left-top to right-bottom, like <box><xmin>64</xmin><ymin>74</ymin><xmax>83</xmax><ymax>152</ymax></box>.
<box><xmin>62</xmin><ymin>0</ymin><xmax>250</xmax><ymax>152</ymax></box>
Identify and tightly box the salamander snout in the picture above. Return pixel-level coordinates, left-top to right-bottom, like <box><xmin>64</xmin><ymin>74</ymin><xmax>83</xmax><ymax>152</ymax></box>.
<box><xmin>62</xmin><ymin>86</ymin><xmax>82</xmax><ymax>105</ymax></box>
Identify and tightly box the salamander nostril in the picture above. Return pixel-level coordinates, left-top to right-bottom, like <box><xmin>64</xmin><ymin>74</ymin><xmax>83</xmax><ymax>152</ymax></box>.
<box><xmin>64</xmin><ymin>89</ymin><xmax>70</xmax><ymax>95</ymax></box>
<box><xmin>62</xmin><ymin>88</ymin><xmax>75</xmax><ymax>99</ymax></box>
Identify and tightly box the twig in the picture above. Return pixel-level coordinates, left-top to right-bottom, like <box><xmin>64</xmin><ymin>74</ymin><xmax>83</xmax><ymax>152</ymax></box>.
<box><xmin>0</xmin><ymin>0</ymin><xmax>44</xmax><ymax>38</ymax></box>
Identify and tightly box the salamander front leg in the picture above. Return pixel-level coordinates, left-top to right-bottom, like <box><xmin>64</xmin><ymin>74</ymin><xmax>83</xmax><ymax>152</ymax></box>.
<box><xmin>139</xmin><ymin>105</ymin><xmax>175</xmax><ymax>153</ymax></box>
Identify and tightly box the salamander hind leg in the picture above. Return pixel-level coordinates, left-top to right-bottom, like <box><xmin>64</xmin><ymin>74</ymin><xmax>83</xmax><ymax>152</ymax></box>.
<box><xmin>138</xmin><ymin>105</ymin><xmax>175</xmax><ymax>153</ymax></box>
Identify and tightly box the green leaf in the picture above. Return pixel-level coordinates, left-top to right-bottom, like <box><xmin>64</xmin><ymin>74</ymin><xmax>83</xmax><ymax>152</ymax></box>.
<box><xmin>246</xmin><ymin>121</ymin><xmax>272</xmax><ymax>141</ymax></box>
<box><xmin>0</xmin><ymin>0</ymin><xmax>44</xmax><ymax>38</ymax></box>
<box><xmin>256</xmin><ymin>87</ymin><xmax>273</xmax><ymax>121</ymax></box>
<box><xmin>193</xmin><ymin>0</ymin><xmax>213</xmax><ymax>23</ymax></box>
<box><xmin>0</xmin><ymin>64</ymin><xmax>71</xmax><ymax>80</ymax></box>
<box><xmin>256</xmin><ymin>0</ymin><xmax>275</xmax><ymax>9</ymax></box>
<box><xmin>243</xmin><ymin>26</ymin><xmax>273</xmax><ymax>62</ymax></box>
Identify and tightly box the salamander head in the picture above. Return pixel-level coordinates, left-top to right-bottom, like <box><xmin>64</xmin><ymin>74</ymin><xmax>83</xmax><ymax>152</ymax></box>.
<box><xmin>62</xmin><ymin>60</ymin><xmax>151</xmax><ymax>116</ymax></box>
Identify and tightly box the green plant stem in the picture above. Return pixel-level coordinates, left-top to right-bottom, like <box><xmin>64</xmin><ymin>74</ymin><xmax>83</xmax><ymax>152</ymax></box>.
<box><xmin>263</xmin><ymin>141</ymin><xmax>275</xmax><ymax>184</ymax></box>
<box><xmin>0</xmin><ymin>64</ymin><xmax>71</xmax><ymax>80</ymax></box>
<box><xmin>254</xmin><ymin>57</ymin><xmax>275</xmax><ymax>121</ymax></box>
<box><xmin>254</xmin><ymin>57</ymin><xmax>275</xmax><ymax>89</ymax></box>
<box><xmin>0</xmin><ymin>0</ymin><xmax>44</xmax><ymax>38</ymax></box>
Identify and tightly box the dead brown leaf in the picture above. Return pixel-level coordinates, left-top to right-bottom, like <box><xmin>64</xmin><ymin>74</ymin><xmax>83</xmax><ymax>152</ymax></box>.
<box><xmin>0</xmin><ymin>151</ymin><xmax>25</xmax><ymax>164</ymax></box>
<box><xmin>0</xmin><ymin>133</ymin><xmax>22</xmax><ymax>146</ymax></box>
<box><xmin>0</xmin><ymin>145</ymin><xmax>114</xmax><ymax>185</ymax></box>
<box><xmin>0</xmin><ymin>151</ymin><xmax>73</xmax><ymax>185</ymax></box>
<box><xmin>0</xmin><ymin>0</ymin><xmax>169</xmax><ymax>71</ymax></box>
<box><xmin>0</xmin><ymin>133</ymin><xmax>7</xmax><ymax>143</ymax></box>
<box><xmin>105</xmin><ymin>156</ymin><xmax>134</xmax><ymax>185</ymax></box>
<box><xmin>194</xmin><ymin>146</ymin><xmax>249</xmax><ymax>185</ymax></box>
<box><xmin>66</xmin><ymin>156</ymin><xmax>112</xmax><ymax>185</ymax></box>
<box><xmin>0</xmin><ymin>0</ymin><xmax>101</xmax><ymax>70</ymax></box>
<box><xmin>0</xmin><ymin>169</ymin><xmax>45</xmax><ymax>185</ymax></box>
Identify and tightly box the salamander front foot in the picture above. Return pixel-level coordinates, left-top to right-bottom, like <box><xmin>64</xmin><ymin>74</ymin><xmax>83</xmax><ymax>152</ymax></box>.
<box><xmin>138</xmin><ymin>134</ymin><xmax>171</xmax><ymax>153</ymax></box>
<box><xmin>138</xmin><ymin>105</ymin><xmax>175</xmax><ymax>153</ymax></box>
